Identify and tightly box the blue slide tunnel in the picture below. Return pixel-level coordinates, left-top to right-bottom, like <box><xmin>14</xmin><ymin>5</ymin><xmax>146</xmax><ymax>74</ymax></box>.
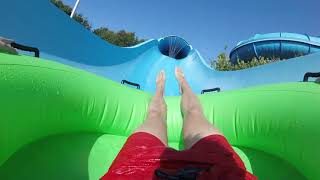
<box><xmin>230</xmin><ymin>33</ymin><xmax>320</xmax><ymax>63</ymax></box>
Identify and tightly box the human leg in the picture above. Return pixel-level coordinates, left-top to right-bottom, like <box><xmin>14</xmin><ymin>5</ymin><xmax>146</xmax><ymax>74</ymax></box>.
<box><xmin>175</xmin><ymin>67</ymin><xmax>222</xmax><ymax>149</ymax></box>
<box><xmin>135</xmin><ymin>70</ymin><xmax>168</xmax><ymax>145</ymax></box>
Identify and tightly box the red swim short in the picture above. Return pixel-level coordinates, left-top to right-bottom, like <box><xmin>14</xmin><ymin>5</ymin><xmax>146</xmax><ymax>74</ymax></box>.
<box><xmin>101</xmin><ymin>132</ymin><xmax>257</xmax><ymax>180</ymax></box>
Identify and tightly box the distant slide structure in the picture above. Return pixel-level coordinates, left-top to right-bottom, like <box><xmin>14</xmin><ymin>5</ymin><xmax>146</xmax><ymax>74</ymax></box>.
<box><xmin>230</xmin><ymin>33</ymin><xmax>320</xmax><ymax>63</ymax></box>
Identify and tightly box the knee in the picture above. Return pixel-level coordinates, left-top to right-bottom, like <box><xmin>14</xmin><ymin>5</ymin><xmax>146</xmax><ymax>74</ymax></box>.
<box><xmin>148</xmin><ymin>109</ymin><xmax>165</xmax><ymax>118</ymax></box>
<box><xmin>184</xmin><ymin>106</ymin><xmax>203</xmax><ymax>118</ymax></box>
<box><xmin>148</xmin><ymin>101</ymin><xmax>167</xmax><ymax>115</ymax></box>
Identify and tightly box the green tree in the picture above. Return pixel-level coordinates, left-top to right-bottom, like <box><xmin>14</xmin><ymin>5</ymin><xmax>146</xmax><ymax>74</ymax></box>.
<box><xmin>93</xmin><ymin>28</ymin><xmax>145</xmax><ymax>47</ymax></box>
<box><xmin>50</xmin><ymin>0</ymin><xmax>91</xmax><ymax>30</ymax></box>
<box><xmin>211</xmin><ymin>46</ymin><xmax>276</xmax><ymax>71</ymax></box>
<box><xmin>211</xmin><ymin>46</ymin><xmax>233</xmax><ymax>71</ymax></box>
<box><xmin>50</xmin><ymin>0</ymin><xmax>145</xmax><ymax>47</ymax></box>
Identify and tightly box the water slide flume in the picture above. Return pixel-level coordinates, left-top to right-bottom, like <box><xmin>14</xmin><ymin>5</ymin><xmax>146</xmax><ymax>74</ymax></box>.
<box><xmin>230</xmin><ymin>33</ymin><xmax>320</xmax><ymax>63</ymax></box>
<box><xmin>1</xmin><ymin>0</ymin><xmax>320</xmax><ymax>95</ymax></box>
<box><xmin>0</xmin><ymin>53</ymin><xmax>319</xmax><ymax>180</ymax></box>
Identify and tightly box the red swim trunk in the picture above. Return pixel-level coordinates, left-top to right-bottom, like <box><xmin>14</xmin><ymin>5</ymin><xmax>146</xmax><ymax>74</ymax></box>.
<box><xmin>101</xmin><ymin>132</ymin><xmax>257</xmax><ymax>180</ymax></box>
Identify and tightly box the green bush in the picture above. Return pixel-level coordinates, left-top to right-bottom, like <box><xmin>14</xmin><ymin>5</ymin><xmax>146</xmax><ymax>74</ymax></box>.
<box><xmin>211</xmin><ymin>54</ymin><xmax>279</xmax><ymax>71</ymax></box>
<box><xmin>210</xmin><ymin>46</ymin><xmax>309</xmax><ymax>71</ymax></box>
<box><xmin>211</xmin><ymin>46</ymin><xmax>282</xmax><ymax>71</ymax></box>
<box><xmin>93</xmin><ymin>28</ymin><xmax>145</xmax><ymax>47</ymax></box>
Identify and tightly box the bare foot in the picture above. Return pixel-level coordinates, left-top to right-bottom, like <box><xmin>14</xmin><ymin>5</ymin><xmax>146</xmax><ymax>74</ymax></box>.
<box><xmin>156</xmin><ymin>70</ymin><xmax>166</xmax><ymax>96</ymax></box>
<box><xmin>175</xmin><ymin>67</ymin><xmax>185</xmax><ymax>94</ymax></box>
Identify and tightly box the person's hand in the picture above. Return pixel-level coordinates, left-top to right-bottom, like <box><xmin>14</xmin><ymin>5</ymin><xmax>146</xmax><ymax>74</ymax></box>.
<box><xmin>0</xmin><ymin>40</ymin><xmax>18</xmax><ymax>55</ymax></box>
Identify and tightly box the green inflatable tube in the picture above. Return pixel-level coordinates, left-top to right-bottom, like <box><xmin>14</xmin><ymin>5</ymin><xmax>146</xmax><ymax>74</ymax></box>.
<box><xmin>0</xmin><ymin>53</ymin><xmax>319</xmax><ymax>180</ymax></box>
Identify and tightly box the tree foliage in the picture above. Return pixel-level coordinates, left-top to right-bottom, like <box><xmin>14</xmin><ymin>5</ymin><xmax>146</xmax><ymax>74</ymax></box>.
<box><xmin>50</xmin><ymin>0</ymin><xmax>145</xmax><ymax>47</ymax></box>
<box><xmin>93</xmin><ymin>28</ymin><xmax>145</xmax><ymax>47</ymax></box>
<box><xmin>50</xmin><ymin>0</ymin><xmax>91</xmax><ymax>30</ymax></box>
<box><xmin>211</xmin><ymin>47</ymin><xmax>280</xmax><ymax>71</ymax></box>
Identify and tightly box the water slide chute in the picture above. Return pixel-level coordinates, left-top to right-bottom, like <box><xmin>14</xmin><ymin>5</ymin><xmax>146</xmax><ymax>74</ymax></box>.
<box><xmin>1</xmin><ymin>0</ymin><xmax>320</xmax><ymax>95</ymax></box>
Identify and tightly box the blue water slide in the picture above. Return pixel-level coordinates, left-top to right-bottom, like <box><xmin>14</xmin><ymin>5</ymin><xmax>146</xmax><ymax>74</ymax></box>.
<box><xmin>230</xmin><ymin>33</ymin><xmax>320</xmax><ymax>63</ymax></box>
<box><xmin>1</xmin><ymin>0</ymin><xmax>320</xmax><ymax>96</ymax></box>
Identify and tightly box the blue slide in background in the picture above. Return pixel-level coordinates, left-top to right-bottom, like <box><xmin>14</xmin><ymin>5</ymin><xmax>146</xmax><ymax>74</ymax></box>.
<box><xmin>230</xmin><ymin>33</ymin><xmax>320</xmax><ymax>63</ymax></box>
<box><xmin>0</xmin><ymin>0</ymin><xmax>320</xmax><ymax>96</ymax></box>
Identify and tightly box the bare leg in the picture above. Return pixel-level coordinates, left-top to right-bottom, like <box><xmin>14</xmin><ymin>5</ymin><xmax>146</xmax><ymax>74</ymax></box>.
<box><xmin>135</xmin><ymin>70</ymin><xmax>168</xmax><ymax>145</ymax></box>
<box><xmin>175</xmin><ymin>67</ymin><xmax>222</xmax><ymax>149</ymax></box>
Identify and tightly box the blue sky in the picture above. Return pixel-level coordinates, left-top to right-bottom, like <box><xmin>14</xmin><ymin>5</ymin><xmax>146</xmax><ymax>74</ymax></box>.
<box><xmin>62</xmin><ymin>0</ymin><xmax>320</xmax><ymax>62</ymax></box>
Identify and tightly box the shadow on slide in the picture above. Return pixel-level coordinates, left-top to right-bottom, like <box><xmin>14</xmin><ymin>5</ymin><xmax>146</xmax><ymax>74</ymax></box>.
<box><xmin>238</xmin><ymin>147</ymin><xmax>306</xmax><ymax>180</ymax></box>
<box><xmin>0</xmin><ymin>133</ymin><xmax>106</xmax><ymax>180</ymax></box>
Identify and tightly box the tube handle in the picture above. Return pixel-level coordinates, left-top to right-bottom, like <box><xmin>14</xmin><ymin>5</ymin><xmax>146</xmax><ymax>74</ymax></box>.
<box><xmin>121</xmin><ymin>80</ymin><xmax>140</xmax><ymax>89</ymax></box>
<box><xmin>11</xmin><ymin>42</ymin><xmax>40</xmax><ymax>58</ymax></box>
<box><xmin>201</xmin><ymin>87</ymin><xmax>221</xmax><ymax>94</ymax></box>
<box><xmin>303</xmin><ymin>72</ymin><xmax>320</xmax><ymax>82</ymax></box>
